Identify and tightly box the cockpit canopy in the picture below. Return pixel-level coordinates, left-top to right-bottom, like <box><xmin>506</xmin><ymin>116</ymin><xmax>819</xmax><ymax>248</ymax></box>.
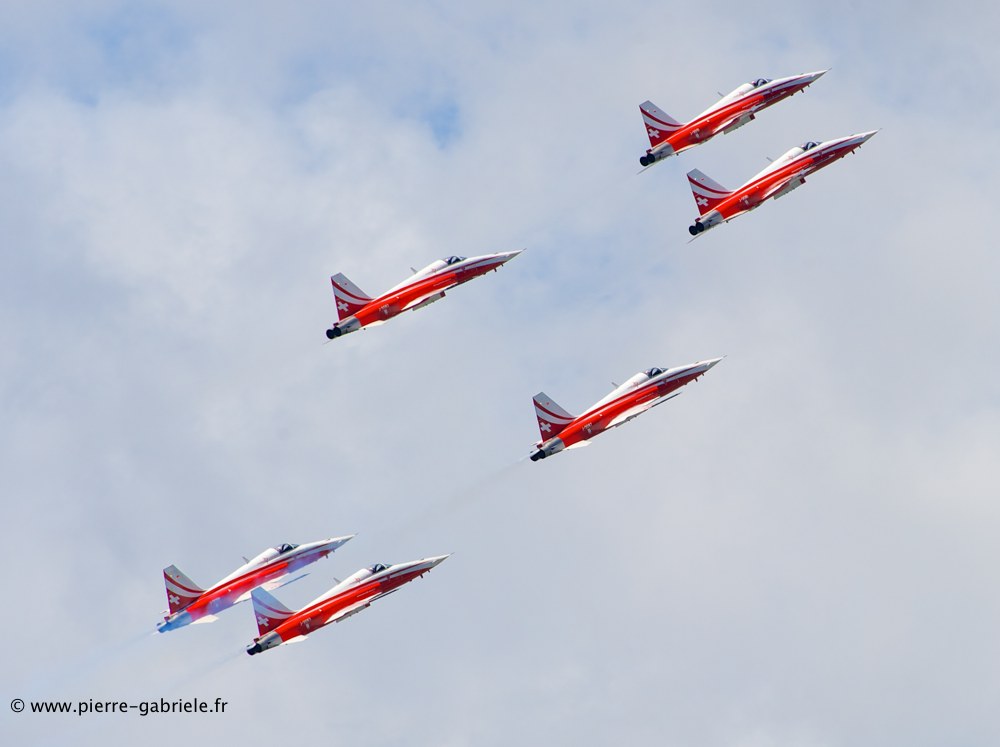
<box><xmin>443</xmin><ymin>255</ymin><xmax>466</xmax><ymax>265</ymax></box>
<box><xmin>752</xmin><ymin>78</ymin><xmax>772</xmax><ymax>87</ymax></box>
<box><xmin>277</xmin><ymin>543</ymin><xmax>298</xmax><ymax>554</ymax></box>
<box><xmin>370</xmin><ymin>563</ymin><xmax>390</xmax><ymax>574</ymax></box>
<box><xmin>645</xmin><ymin>367</ymin><xmax>665</xmax><ymax>378</ymax></box>
<box><xmin>801</xmin><ymin>141</ymin><xmax>820</xmax><ymax>151</ymax></box>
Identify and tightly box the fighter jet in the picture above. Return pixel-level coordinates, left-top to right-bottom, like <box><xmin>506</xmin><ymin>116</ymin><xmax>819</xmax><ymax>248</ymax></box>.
<box><xmin>157</xmin><ymin>536</ymin><xmax>354</xmax><ymax>632</ymax></box>
<box><xmin>529</xmin><ymin>358</ymin><xmax>722</xmax><ymax>461</ymax></box>
<box><xmin>326</xmin><ymin>250</ymin><xmax>523</xmax><ymax>339</ymax></box>
<box><xmin>246</xmin><ymin>554</ymin><xmax>450</xmax><ymax>655</ymax></box>
<box><xmin>639</xmin><ymin>70</ymin><xmax>827</xmax><ymax>168</ymax></box>
<box><xmin>686</xmin><ymin>130</ymin><xmax>878</xmax><ymax>236</ymax></box>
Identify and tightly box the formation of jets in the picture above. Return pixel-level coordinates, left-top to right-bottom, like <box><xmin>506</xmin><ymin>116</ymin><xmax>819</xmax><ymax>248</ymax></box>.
<box><xmin>158</xmin><ymin>537</ymin><xmax>449</xmax><ymax>654</ymax></box>
<box><xmin>158</xmin><ymin>536</ymin><xmax>354</xmax><ymax>632</ymax></box>
<box><xmin>160</xmin><ymin>68</ymin><xmax>875</xmax><ymax>657</ymax></box>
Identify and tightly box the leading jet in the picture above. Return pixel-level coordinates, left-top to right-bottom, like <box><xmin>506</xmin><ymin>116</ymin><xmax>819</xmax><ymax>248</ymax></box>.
<box><xmin>327</xmin><ymin>250</ymin><xmax>523</xmax><ymax>339</ymax></box>
<box><xmin>157</xmin><ymin>536</ymin><xmax>354</xmax><ymax>632</ymax></box>
<box><xmin>686</xmin><ymin>130</ymin><xmax>878</xmax><ymax>236</ymax></box>
<box><xmin>639</xmin><ymin>70</ymin><xmax>827</xmax><ymax>168</ymax></box>
<box><xmin>246</xmin><ymin>554</ymin><xmax>450</xmax><ymax>655</ymax></box>
<box><xmin>529</xmin><ymin>358</ymin><xmax>722</xmax><ymax>461</ymax></box>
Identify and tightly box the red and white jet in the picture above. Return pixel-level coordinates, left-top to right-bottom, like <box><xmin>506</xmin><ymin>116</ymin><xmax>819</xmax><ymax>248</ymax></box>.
<box><xmin>686</xmin><ymin>130</ymin><xmax>878</xmax><ymax>236</ymax></box>
<box><xmin>639</xmin><ymin>70</ymin><xmax>827</xmax><ymax>168</ymax></box>
<box><xmin>246</xmin><ymin>554</ymin><xmax>450</xmax><ymax>655</ymax></box>
<box><xmin>157</xmin><ymin>535</ymin><xmax>354</xmax><ymax>632</ymax></box>
<box><xmin>529</xmin><ymin>358</ymin><xmax>722</xmax><ymax>461</ymax></box>
<box><xmin>327</xmin><ymin>250</ymin><xmax>523</xmax><ymax>339</ymax></box>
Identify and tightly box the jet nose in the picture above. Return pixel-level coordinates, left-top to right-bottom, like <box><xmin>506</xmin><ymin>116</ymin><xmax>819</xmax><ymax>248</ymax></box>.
<box><xmin>498</xmin><ymin>248</ymin><xmax>525</xmax><ymax>263</ymax></box>
<box><xmin>857</xmin><ymin>129</ymin><xmax>880</xmax><ymax>142</ymax></box>
<box><xmin>809</xmin><ymin>69</ymin><xmax>830</xmax><ymax>81</ymax></box>
<box><xmin>426</xmin><ymin>554</ymin><xmax>452</xmax><ymax>568</ymax></box>
<box><xmin>703</xmin><ymin>356</ymin><xmax>724</xmax><ymax>370</ymax></box>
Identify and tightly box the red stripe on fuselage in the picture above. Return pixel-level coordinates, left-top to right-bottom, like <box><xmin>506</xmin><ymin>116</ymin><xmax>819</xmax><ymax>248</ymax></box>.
<box><xmin>354</xmin><ymin>260</ymin><xmax>503</xmax><ymax>328</ymax></box>
<box><xmin>662</xmin><ymin>81</ymin><xmax>806</xmax><ymax>154</ymax></box>
<box><xmin>176</xmin><ymin>559</ymin><xmax>295</xmax><ymax>619</ymax></box>
<box><xmin>271</xmin><ymin>566</ymin><xmax>428</xmax><ymax>642</ymax></box>
<box><xmin>549</xmin><ymin>372</ymin><xmax>699</xmax><ymax>448</ymax></box>
<box><xmin>713</xmin><ymin>140</ymin><xmax>856</xmax><ymax>219</ymax></box>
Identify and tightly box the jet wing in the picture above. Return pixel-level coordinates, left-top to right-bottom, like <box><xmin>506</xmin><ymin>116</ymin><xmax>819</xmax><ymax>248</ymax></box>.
<box><xmin>235</xmin><ymin>573</ymin><xmax>311</xmax><ymax>604</ymax></box>
<box><xmin>607</xmin><ymin>402</ymin><xmax>657</xmax><ymax>429</ymax></box>
<box><xmin>233</xmin><ymin>573</ymin><xmax>310</xmax><ymax>604</ymax></box>
<box><xmin>401</xmin><ymin>289</ymin><xmax>446</xmax><ymax>312</ymax></box>
<box><xmin>323</xmin><ymin>589</ymin><xmax>400</xmax><ymax>625</ymax></box>
<box><xmin>607</xmin><ymin>391</ymin><xmax>683</xmax><ymax>428</ymax></box>
<box><xmin>323</xmin><ymin>600</ymin><xmax>372</xmax><ymax>625</ymax></box>
<box><xmin>712</xmin><ymin>112</ymin><xmax>754</xmax><ymax>137</ymax></box>
<box><xmin>760</xmin><ymin>171</ymin><xmax>807</xmax><ymax>202</ymax></box>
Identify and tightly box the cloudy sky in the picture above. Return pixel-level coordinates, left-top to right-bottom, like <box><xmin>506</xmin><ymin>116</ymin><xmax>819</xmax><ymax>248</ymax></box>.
<box><xmin>3</xmin><ymin>1</ymin><xmax>999</xmax><ymax>745</ymax></box>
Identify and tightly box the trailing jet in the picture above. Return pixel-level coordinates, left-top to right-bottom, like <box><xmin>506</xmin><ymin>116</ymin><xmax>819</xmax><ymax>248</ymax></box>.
<box><xmin>326</xmin><ymin>250</ymin><xmax>523</xmax><ymax>339</ymax></box>
<box><xmin>686</xmin><ymin>130</ymin><xmax>878</xmax><ymax>236</ymax></box>
<box><xmin>529</xmin><ymin>358</ymin><xmax>722</xmax><ymax>461</ymax></box>
<box><xmin>246</xmin><ymin>554</ymin><xmax>450</xmax><ymax>655</ymax></box>
<box><xmin>638</xmin><ymin>70</ymin><xmax>827</xmax><ymax>168</ymax></box>
<box><xmin>157</xmin><ymin>536</ymin><xmax>354</xmax><ymax>632</ymax></box>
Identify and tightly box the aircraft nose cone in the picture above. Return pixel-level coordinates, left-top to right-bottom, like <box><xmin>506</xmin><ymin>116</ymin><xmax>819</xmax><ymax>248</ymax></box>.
<box><xmin>704</xmin><ymin>356</ymin><xmax>724</xmax><ymax>369</ymax></box>
<box><xmin>427</xmin><ymin>554</ymin><xmax>451</xmax><ymax>568</ymax></box>
<box><xmin>858</xmin><ymin>129</ymin><xmax>880</xmax><ymax>142</ymax></box>
<box><xmin>500</xmin><ymin>248</ymin><xmax>525</xmax><ymax>262</ymax></box>
<box><xmin>809</xmin><ymin>69</ymin><xmax>830</xmax><ymax>81</ymax></box>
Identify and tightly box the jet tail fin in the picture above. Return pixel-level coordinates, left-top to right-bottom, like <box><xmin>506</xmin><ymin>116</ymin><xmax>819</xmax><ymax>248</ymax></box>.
<box><xmin>330</xmin><ymin>273</ymin><xmax>372</xmax><ymax>321</ymax></box>
<box><xmin>163</xmin><ymin>565</ymin><xmax>204</xmax><ymax>615</ymax></box>
<box><xmin>532</xmin><ymin>392</ymin><xmax>575</xmax><ymax>442</ymax></box>
<box><xmin>687</xmin><ymin>168</ymin><xmax>733</xmax><ymax>216</ymax></box>
<box><xmin>640</xmin><ymin>101</ymin><xmax>682</xmax><ymax>149</ymax></box>
<box><xmin>251</xmin><ymin>588</ymin><xmax>296</xmax><ymax>637</ymax></box>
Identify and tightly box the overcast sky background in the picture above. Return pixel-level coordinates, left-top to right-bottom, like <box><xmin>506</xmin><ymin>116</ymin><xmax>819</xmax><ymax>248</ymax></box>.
<box><xmin>2</xmin><ymin>1</ymin><xmax>999</xmax><ymax>745</ymax></box>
